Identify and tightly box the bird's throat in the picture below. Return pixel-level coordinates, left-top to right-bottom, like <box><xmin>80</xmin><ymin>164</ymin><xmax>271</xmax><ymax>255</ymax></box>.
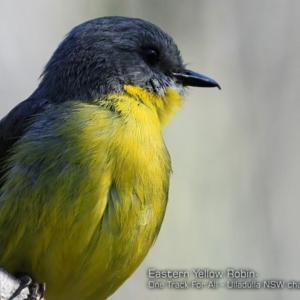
<box><xmin>121</xmin><ymin>85</ymin><xmax>183</xmax><ymax>126</ymax></box>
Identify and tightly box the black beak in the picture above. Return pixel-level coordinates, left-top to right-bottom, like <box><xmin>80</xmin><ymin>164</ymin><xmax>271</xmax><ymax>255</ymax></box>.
<box><xmin>172</xmin><ymin>69</ymin><xmax>221</xmax><ymax>89</ymax></box>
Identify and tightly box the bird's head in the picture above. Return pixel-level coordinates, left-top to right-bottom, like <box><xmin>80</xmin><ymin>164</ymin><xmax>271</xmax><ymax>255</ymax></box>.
<box><xmin>34</xmin><ymin>16</ymin><xmax>220</xmax><ymax>104</ymax></box>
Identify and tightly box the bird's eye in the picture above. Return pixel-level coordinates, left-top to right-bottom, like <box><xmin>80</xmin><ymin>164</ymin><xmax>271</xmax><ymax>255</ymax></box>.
<box><xmin>142</xmin><ymin>48</ymin><xmax>159</xmax><ymax>65</ymax></box>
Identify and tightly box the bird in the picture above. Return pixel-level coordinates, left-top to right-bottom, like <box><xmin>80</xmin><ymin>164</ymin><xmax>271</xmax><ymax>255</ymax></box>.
<box><xmin>0</xmin><ymin>16</ymin><xmax>220</xmax><ymax>300</ymax></box>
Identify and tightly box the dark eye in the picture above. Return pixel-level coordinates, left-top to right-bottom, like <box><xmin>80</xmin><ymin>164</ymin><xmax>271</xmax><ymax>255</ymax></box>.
<box><xmin>142</xmin><ymin>48</ymin><xmax>159</xmax><ymax>65</ymax></box>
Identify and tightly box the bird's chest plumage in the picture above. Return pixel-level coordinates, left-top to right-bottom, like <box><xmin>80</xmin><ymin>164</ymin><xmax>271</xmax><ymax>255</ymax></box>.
<box><xmin>36</xmin><ymin>98</ymin><xmax>171</xmax><ymax>299</ymax></box>
<box><xmin>0</xmin><ymin>90</ymin><xmax>175</xmax><ymax>300</ymax></box>
<box><xmin>77</xmin><ymin>106</ymin><xmax>171</xmax><ymax>298</ymax></box>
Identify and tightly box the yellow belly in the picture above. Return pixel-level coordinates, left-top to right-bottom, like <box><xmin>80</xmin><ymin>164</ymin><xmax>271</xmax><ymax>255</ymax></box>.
<box><xmin>0</xmin><ymin>87</ymin><xmax>177</xmax><ymax>299</ymax></box>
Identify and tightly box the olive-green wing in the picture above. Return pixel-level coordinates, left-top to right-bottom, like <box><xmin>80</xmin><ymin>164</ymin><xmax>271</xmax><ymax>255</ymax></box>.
<box><xmin>0</xmin><ymin>98</ymin><xmax>52</xmax><ymax>188</ymax></box>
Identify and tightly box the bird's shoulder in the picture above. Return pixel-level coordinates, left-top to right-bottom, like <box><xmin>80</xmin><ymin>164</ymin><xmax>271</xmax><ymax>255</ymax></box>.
<box><xmin>0</xmin><ymin>97</ymin><xmax>53</xmax><ymax>186</ymax></box>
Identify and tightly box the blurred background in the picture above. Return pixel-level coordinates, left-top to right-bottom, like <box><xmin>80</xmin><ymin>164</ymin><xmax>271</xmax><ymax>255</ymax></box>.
<box><xmin>1</xmin><ymin>1</ymin><xmax>300</xmax><ymax>299</ymax></box>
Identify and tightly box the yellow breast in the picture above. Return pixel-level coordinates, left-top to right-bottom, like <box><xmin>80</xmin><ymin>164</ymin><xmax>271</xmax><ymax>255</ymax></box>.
<box><xmin>0</xmin><ymin>85</ymin><xmax>183</xmax><ymax>300</ymax></box>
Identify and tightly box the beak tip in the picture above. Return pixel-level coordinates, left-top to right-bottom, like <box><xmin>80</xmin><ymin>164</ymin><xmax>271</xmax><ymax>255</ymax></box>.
<box><xmin>205</xmin><ymin>77</ymin><xmax>221</xmax><ymax>90</ymax></box>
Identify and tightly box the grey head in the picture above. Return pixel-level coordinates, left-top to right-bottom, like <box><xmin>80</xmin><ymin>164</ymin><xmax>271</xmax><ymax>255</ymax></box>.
<box><xmin>31</xmin><ymin>16</ymin><xmax>220</xmax><ymax>102</ymax></box>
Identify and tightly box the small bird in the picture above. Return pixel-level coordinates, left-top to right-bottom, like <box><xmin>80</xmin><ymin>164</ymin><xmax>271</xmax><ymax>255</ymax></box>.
<box><xmin>0</xmin><ymin>16</ymin><xmax>219</xmax><ymax>300</ymax></box>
